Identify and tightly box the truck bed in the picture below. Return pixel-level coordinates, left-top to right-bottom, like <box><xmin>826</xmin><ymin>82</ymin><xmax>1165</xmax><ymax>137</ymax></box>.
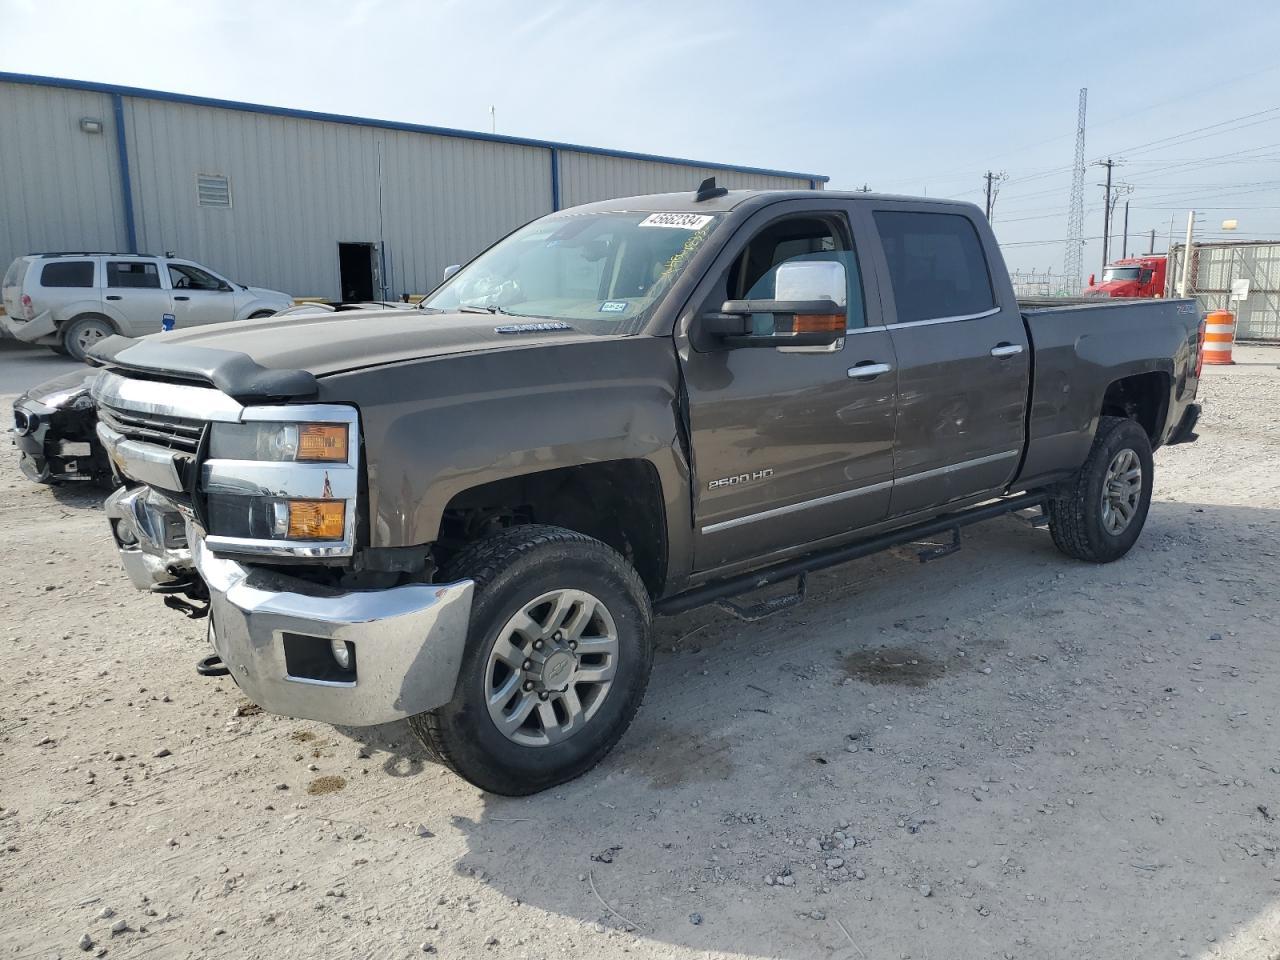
<box><xmin>1015</xmin><ymin>296</ymin><xmax>1202</xmax><ymax>488</ymax></box>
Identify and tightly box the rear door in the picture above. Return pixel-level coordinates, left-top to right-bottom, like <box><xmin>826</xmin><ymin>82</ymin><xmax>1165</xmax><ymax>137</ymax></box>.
<box><xmin>868</xmin><ymin>204</ymin><xmax>1029</xmax><ymax>516</ymax></box>
<box><xmin>679</xmin><ymin>199</ymin><xmax>899</xmax><ymax>571</ymax></box>
<box><xmin>105</xmin><ymin>259</ymin><xmax>172</xmax><ymax>335</ymax></box>
<box><xmin>166</xmin><ymin>261</ymin><xmax>237</xmax><ymax>327</ymax></box>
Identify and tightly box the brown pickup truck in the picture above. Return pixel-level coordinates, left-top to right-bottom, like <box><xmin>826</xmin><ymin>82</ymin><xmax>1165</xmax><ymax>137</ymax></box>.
<box><xmin>89</xmin><ymin>184</ymin><xmax>1204</xmax><ymax>795</ymax></box>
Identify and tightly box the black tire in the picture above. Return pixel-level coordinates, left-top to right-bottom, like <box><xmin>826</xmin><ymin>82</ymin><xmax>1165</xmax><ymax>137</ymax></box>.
<box><xmin>248</xmin><ymin>310</ymin><xmax>276</xmax><ymax>319</ymax></box>
<box><xmin>408</xmin><ymin>524</ymin><xmax>653</xmax><ymax>796</ymax></box>
<box><xmin>1047</xmin><ymin>416</ymin><xmax>1154</xmax><ymax>563</ymax></box>
<box><xmin>61</xmin><ymin>314</ymin><xmax>116</xmax><ymax>362</ymax></box>
<box><xmin>49</xmin><ymin>343</ymin><xmax>70</xmax><ymax>357</ymax></box>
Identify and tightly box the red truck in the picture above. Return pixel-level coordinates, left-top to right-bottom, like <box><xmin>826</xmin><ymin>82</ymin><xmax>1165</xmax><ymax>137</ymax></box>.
<box><xmin>1086</xmin><ymin>255</ymin><xmax>1167</xmax><ymax>298</ymax></box>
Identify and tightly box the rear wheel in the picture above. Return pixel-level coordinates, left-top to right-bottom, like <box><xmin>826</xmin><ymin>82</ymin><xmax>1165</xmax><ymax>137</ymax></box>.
<box><xmin>61</xmin><ymin>314</ymin><xmax>115</xmax><ymax>362</ymax></box>
<box><xmin>409</xmin><ymin>525</ymin><xmax>653</xmax><ymax>796</ymax></box>
<box><xmin>248</xmin><ymin>310</ymin><xmax>275</xmax><ymax>319</ymax></box>
<box><xmin>1047</xmin><ymin>415</ymin><xmax>1154</xmax><ymax>563</ymax></box>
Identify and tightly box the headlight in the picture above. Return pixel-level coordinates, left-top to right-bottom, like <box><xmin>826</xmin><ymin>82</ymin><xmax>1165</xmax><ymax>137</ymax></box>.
<box><xmin>200</xmin><ymin>405</ymin><xmax>359</xmax><ymax>558</ymax></box>
<box><xmin>210</xmin><ymin>421</ymin><xmax>349</xmax><ymax>462</ymax></box>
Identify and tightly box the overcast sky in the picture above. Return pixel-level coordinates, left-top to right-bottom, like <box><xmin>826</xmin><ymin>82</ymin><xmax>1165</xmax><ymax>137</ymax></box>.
<box><xmin>6</xmin><ymin>0</ymin><xmax>1280</xmax><ymax>277</ymax></box>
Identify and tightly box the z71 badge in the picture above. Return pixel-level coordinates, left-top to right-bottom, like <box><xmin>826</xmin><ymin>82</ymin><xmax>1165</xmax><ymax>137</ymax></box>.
<box><xmin>708</xmin><ymin>468</ymin><xmax>774</xmax><ymax>490</ymax></box>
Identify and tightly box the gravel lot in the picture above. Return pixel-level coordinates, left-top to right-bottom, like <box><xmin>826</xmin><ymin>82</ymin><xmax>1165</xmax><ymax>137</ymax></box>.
<box><xmin>2</xmin><ymin>346</ymin><xmax>1278</xmax><ymax>960</ymax></box>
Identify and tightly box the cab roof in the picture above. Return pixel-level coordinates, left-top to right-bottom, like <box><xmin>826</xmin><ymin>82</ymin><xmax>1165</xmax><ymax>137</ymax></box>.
<box><xmin>566</xmin><ymin>188</ymin><xmax>983</xmax><ymax>217</ymax></box>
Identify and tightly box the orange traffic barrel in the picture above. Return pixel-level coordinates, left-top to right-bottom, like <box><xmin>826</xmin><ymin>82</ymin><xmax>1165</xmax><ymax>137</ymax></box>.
<box><xmin>1203</xmin><ymin>309</ymin><xmax>1235</xmax><ymax>365</ymax></box>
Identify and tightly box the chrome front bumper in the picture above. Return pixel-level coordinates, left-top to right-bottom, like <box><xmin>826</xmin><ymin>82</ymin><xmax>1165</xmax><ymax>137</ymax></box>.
<box><xmin>104</xmin><ymin>486</ymin><xmax>194</xmax><ymax>589</ymax></box>
<box><xmin>104</xmin><ymin>486</ymin><xmax>476</xmax><ymax>726</ymax></box>
<box><xmin>197</xmin><ymin>539</ymin><xmax>474</xmax><ymax>727</ymax></box>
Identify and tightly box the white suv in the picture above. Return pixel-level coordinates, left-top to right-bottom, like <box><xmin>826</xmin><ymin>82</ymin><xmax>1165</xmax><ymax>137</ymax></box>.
<box><xmin>2</xmin><ymin>253</ymin><xmax>294</xmax><ymax>360</ymax></box>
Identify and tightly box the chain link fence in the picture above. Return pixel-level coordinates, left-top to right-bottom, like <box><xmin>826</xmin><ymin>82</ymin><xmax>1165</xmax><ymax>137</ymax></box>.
<box><xmin>1168</xmin><ymin>241</ymin><xmax>1280</xmax><ymax>341</ymax></box>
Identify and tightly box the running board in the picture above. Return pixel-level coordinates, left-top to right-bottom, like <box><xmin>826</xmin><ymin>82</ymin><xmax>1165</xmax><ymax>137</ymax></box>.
<box><xmin>917</xmin><ymin>527</ymin><xmax>961</xmax><ymax>563</ymax></box>
<box><xmin>716</xmin><ymin>573</ymin><xmax>807</xmax><ymax>622</ymax></box>
<box><xmin>656</xmin><ymin>491</ymin><xmax>1048</xmax><ymax>617</ymax></box>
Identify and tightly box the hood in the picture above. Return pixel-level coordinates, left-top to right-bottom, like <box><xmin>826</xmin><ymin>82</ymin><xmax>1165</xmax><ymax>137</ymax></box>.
<box><xmin>89</xmin><ymin>308</ymin><xmax>616</xmax><ymax>402</ymax></box>
<box><xmin>1087</xmin><ymin>280</ymin><xmax>1140</xmax><ymax>297</ymax></box>
<box><xmin>18</xmin><ymin>367</ymin><xmax>100</xmax><ymax>409</ymax></box>
<box><xmin>246</xmin><ymin>286</ymin><xmax>292</xmax><ymax>301</ymax></box>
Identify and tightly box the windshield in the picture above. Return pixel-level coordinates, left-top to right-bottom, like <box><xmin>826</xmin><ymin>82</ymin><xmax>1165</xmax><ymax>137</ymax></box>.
<box><xmin>423</xmin><ymin>210</ymin><xmax>722</xmax><ymax>331</ymax></box>
<box><xmin>1102</xmin><ymin>266</ymin><xmax>1142</xmax><ymax>281</ymax></box>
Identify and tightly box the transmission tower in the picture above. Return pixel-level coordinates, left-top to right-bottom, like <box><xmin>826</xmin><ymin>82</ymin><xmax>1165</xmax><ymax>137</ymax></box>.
<box><xmin>1063</xmin><ymin>88</ymin><xmax>1087</xmax><ymax>294</ymax></box>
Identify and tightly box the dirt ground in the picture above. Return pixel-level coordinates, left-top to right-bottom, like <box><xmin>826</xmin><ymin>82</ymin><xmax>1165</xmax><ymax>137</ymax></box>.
<box><xmin>2</xmin><ymin>346</ymin><xmax>1279</xmax><ymax>960</ymax></box>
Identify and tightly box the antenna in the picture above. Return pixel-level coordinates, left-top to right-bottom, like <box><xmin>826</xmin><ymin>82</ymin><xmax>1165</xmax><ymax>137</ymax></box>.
<box><xmin>694</xmin><ymin>177</ymin><xmax>728</xmax><ymax>202</ymax></box>
<box><xmin>1063</xmin><ymin>88</ymin><xmax>1087</xmax><ymax>294</ymax></box>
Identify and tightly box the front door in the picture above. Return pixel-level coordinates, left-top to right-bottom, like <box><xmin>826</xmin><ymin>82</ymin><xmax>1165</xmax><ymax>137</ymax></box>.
<box><xmin>166</xmin><ymin>261</ymin><xmax>237</xmax><ymax>327</ymax></box>
<box><xmin>679</xmin><ymin>200</ymin><xmax>898</xmax><ymax>572</ymax></box>
<box><xmin>867</xmin><ymin>204</ymin><xmax>1030</xmax><ymax>516</ymax></box>
<box><xmin>104</xmin><ymin>260</ymin><xmax>172</xmax><ymax>336</ymax></box>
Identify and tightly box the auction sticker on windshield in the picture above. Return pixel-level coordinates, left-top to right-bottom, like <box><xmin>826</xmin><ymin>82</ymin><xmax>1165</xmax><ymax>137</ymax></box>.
<box><xmin>639</xmin><ymin>213</ymin><xmax>714</xmax><ymax>230</ymax></box>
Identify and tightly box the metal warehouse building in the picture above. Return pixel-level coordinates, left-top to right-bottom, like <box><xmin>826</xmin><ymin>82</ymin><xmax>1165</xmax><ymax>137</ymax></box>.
<box><xmin>0</xmin><ymin>73</ymin><xmax>826</xmax><ymax>302</ymax></box>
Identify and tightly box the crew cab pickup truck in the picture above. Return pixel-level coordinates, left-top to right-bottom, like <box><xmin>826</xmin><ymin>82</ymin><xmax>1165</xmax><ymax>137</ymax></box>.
<box><xmin>88</xmin><ymin>184</ymin><xmax>1204</xmax><ymax>796</ymax></box>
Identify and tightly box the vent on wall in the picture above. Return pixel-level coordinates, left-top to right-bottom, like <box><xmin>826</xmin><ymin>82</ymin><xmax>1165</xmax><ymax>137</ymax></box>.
<box><xmin>196</xmin><ymin>173</ymin><xmax>232</xmax><ymax>208</ymax></box>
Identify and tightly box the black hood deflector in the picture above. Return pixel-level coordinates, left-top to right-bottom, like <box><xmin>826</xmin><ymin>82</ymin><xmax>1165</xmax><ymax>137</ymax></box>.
<box><xmin>89</xmin><ymin>335</ymin><xmax>319</xmax><ymax>403</ymax></box>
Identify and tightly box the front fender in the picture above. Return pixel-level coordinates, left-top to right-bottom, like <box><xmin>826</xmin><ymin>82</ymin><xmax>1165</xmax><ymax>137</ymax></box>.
<box><xmin>318</xmin><ymin>336</ymin><xmax>690</xmax><ymax>555</ymax></box>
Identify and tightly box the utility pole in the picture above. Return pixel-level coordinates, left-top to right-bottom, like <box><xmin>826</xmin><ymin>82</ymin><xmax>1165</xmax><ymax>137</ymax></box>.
<box><xmin>1177</xmin><ymin>211</ymin><xmax>1195</xmax><ymax>297</ymax></box>
<box><xmin>1148</xmin><ymin>228</ymin><xmax>1155</xmax><ymax>255</ymax></box>
<box><xmin>1114</xmin><ymin>184</ymin><xmax>1134</xmax><ymax>257</ymax></box>
<box><xmin>983</xmin><ymin>170</ymin><xmax>1007</xmax><ymax>221</ymax></box>
<box><xmin>1093</xmin><ymin>157</ymin><xmax>1118</xmax><ymax>270</ymax></box>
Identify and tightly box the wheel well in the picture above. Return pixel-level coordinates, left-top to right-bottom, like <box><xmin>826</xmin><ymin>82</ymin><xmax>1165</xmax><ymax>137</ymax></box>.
<box><xmin>437</xmin><ymin>460</ymin><xmax>668</xmax><ymax>597</ymax></box>
<box><xmin>61</xmin><ymin>312</ymin><xmax>116</xmax><ymax>333</ymax></box>
<box><xmin>1100</xmin><ymin>372</ymin><xmax>1169</xmax><ymax>443</ymax></box>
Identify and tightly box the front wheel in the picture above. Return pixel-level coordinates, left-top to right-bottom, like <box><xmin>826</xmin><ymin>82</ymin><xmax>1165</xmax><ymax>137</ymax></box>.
<box><xmin>408</xmin><ymin>525</ymin><xmax>653</xmax><ymax>796</ymax></box>
<box><xmin>1047</xmin><ymin>415</ymin><xmax>1154</xmax><ymax>563</ymax></box>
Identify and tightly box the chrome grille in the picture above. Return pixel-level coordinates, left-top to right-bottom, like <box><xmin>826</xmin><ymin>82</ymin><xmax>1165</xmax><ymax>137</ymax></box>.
<box><xmin>98</xmin><ymin>404</ymin><xmax>205</xmax><ymax>452</ymax></box>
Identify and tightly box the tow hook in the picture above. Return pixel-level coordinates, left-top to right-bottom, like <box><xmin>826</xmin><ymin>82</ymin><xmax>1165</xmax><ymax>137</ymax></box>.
<box><xmin>196</xmin><ymin>653</ymin><xmax>231</xmax><ymax>677</ymax></box>
<box><xmin>151</xmin><ymin>579</ymin><xmax>209</xmax><ymax>619</ymax></box>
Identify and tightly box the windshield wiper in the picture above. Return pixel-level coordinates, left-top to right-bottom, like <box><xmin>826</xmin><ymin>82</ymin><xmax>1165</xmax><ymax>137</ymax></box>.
<box><xmin>457</xmin><ymin>304</ymin><xmax>510</xmax><ymax>315</ymax></box>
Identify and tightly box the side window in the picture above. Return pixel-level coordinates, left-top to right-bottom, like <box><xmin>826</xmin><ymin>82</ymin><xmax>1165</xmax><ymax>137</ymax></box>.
<box><xmin>873</xmin><ymin>211</ymin><xmax>995</xmax><ymax>324</ymax></box>
<box><xmin>40</xmin><ymin>261</ymin><xmax>95</xmax><ymax>288</ymax></box>
<box><xmin>168</xmin><ymin>263</ymin><xmax>225</xmax><ymax>291</ymax></box>
<box><xmin>107</xmin><ymin>261</ymin><xmax>161</xmax><ymax>289</ymax></box>
<box><xmin>716</xmin><ymin>214</ymin><xmax>866</xmax><ymax>332</ymax></box>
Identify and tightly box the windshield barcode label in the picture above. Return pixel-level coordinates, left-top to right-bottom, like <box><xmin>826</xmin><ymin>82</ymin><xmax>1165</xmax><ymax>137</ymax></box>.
<box><xmin>639</xmin><ymin>213</ymin><xmax>714</xmax><ymax>230</ymax></box>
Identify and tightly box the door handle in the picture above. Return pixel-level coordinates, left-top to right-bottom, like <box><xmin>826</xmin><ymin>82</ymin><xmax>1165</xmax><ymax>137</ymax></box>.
<box><xmin>173</xmin><ymin>295</ymin><xmax>190</xmax><ymax>301</ymax></box>
<box><xmin>848</xmin><ymin>361</ymin><xmax>892</xmax><ymax>379</ymax></box>
<box><xmin>105</xmin><ymin>295</ymin><xmax>122</xmax><ymax>301</ymax></box>
<box><xmin>990</xmin><ymin>343</ymin><xmax>1024</xmax><ymax>358</ymax></box>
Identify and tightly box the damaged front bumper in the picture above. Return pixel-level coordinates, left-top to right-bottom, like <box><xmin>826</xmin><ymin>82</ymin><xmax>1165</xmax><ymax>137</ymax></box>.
<box><xmin>104</xmin><ymin>485</ymin><xmax>474</xmax><ymax>727</ymax></box>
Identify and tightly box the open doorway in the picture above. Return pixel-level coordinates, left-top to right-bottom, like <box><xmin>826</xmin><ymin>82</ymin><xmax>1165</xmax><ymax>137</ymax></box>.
<box><xmin>338</xmin><ymin>242</ymin><xmax>378</xmax><ymax>302</ymax></box>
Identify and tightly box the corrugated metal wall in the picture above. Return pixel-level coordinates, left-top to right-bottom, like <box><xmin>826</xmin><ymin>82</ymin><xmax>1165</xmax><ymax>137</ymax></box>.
<box><xmin>1</xmin><ymin>78</ymin><xmax>824</xmax><ymax>302</ymax></box>
<box><xmin>122</xmin><ymin>97</ymin><xmax>552</xmax><ymax>299</ymax></box>
<box><xmin>557</xmin><ymin>151</ymin><xmax>815</xmax><ymax>207</ymax></box>
<box><xmin>1169</xmin><ymin>242</ymin><xmax>1280</xmax><ymax>341</ymax></box>
<box><xmin>0</xmin><ymin>84</ymin><xmax>127</xmax><ymax>270</ymax></box>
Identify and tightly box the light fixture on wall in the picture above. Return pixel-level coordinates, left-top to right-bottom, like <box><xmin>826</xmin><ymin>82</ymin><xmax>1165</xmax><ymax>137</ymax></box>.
<box><xmin>79</xmin><ymin>118</ymin><xmax>103</xmax><ymax>134</ymax></box>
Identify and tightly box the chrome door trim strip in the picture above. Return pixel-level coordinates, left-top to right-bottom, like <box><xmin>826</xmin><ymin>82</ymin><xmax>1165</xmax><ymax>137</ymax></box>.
<box><xmin>883</xmin><ymin>306</ymin><xmax>1001</xmax><ymax>330</ymax></box>
<box><xmin>894</xmin><ymin>449</ymin><xmax>1019</xmax><ymax>486</ymax></box>
<box><xmin>701</xmin><ymin>479</ymin><xmax>892</xmax><ymax>535</ymax></box>
<box><xmin>701</xmin><ymin>449</ymin><xmax>1021</xmax><ymax>534</ymax></box>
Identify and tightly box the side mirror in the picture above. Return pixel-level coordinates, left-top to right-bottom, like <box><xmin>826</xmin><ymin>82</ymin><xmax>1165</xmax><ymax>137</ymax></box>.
<box><xmin>698</xmin><ymin>260</ymin><xmax>847</xmax><ymax>348</ymax></box>
<box><xmin>442</xmin><ymin>264</ymin><xmax>462</xmax><ymax>282</ymax></box>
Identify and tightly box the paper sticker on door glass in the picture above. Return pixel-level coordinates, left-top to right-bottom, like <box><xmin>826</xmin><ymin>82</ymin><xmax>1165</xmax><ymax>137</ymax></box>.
<box><xmin>598</xmin><ymin>301</ymin><xmax>628</xmax><ymax>313</ymax></box>
<box><xmin>638</xmin><ymin>213</ymin><xmax>714</xmax><ymax>230</ymax></box>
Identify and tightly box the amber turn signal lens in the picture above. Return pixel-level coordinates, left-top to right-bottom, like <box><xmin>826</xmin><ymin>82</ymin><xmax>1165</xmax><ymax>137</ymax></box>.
<box><xmin>297</xmin><ymin>423</ymin><xmax>348</xmax><ymax>462</ymax></box>
<box><xmin>792</xmin><ymin>313</ymin><xmax>846</xmax><ymax>334</ymax></box>
<box><xmin>285</xmin><ymin>499</ymin><xmax>346</xmax><ymax>539</ymax></box>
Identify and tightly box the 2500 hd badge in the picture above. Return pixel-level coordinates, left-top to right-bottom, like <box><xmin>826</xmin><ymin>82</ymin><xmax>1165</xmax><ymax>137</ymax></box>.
<box><xmin>708</xmin><ymin>468</ymin><xmax>775</xmax><ymax>490</ymax></box>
